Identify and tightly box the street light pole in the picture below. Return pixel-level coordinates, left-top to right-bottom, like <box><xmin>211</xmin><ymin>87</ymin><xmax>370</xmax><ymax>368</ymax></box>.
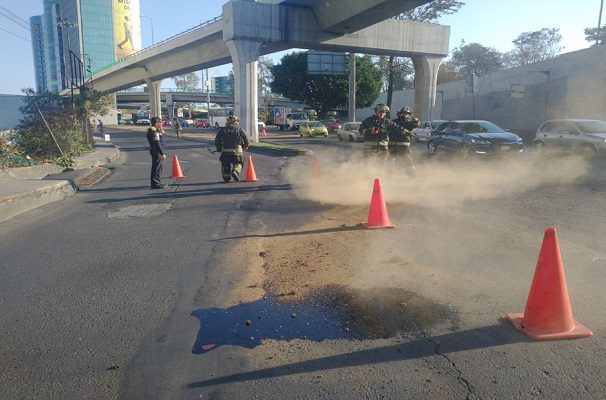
<box><xmin>140</xmin><ymin>15</ymin><xmax>154</xmax><ymax>45</ymax></box>
<box><xmin>598</xmin><ymin>0</ymin><xmax>604</xmax><ymax>46</ymax></box>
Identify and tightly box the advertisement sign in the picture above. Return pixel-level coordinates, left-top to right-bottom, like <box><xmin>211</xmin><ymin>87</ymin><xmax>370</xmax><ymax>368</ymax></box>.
<box><xmin>113</xmin><ymin>0</ymin><xmax>141</xmax><ymax>59</ymax></box>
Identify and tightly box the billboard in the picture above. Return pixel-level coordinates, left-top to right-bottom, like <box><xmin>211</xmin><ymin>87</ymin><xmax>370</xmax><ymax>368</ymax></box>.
<box><xmin>307</xmin><ymin>51</ymin><xmax>346</xmax><ymax>75</ymax></box>
<box><xmin>113</xmin><ymin>0</ymin><xmax>141</xmax><ymax>59</ymax></box>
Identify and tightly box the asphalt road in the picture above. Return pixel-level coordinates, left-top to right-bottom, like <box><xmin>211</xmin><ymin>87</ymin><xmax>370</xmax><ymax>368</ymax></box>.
<box><xmin>1</xmin><ymin>126</ymin><xmax>605</xmax><ymax>399</ymax></box>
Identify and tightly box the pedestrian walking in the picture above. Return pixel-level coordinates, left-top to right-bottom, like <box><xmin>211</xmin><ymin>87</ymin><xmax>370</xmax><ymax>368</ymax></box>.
<box><xmin>174</xmin><ymin>118</ymin><xmax>182</xmax><ymax>138</ymax></box>
<box><xmin>214</xmin><ymin>115</ymin><xmax>249</xmax><ymax>183</ymax></box>
<box><xmin>146</xmin><ymin>117</ymin><xmax>167</xmax><ymax>189</ymax></box>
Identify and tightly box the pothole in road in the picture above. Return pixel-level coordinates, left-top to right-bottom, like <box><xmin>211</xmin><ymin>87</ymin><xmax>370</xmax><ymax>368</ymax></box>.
<box><xmin>191</xmin><ymin>285</ymin><xmax>456</xmax><ymax>354</ymax></box>
<box><xmin>106</xmin><ymin>203</ymin><xmax>172</xmax><ymax>218</ymax></box>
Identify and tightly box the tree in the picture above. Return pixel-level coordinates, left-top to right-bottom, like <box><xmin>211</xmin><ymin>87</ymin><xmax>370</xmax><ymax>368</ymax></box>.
<box><xmin>450</xmin><ymin>41</ymin><xmax>503</xmax><ymax>77</ymax></box>
<box><xmin>584</xmin><ymin>26</ymin><xmax>606</xmax><ymax>46</ymax></box>
<box><xmin>172</xmin><ymin>72</ymin><xmax>200</xmax><ymax>91</ymax></box>
<box><xmin>270</xmin><ymin>52</ymin><xmax>382</xmax><ymax>115</ymax></box>
<box><xmin>172</xmin><ymin>72</ymin><xmax>201</xmax><ymax>118</ymax></box>
<box><xmin>16</xmin><ymin>88</ymin><xmax>112</xmax><ymax>165</ymax></box>
<box><xmin>379</xmin><ymin>0</ymin><xmax>465</xmax><ymax>108</ymax></box>
<box><xmin>258</xmin><ymin>56</ymin><xmax>274</xmax><ymax>120</ymax></box>
<box><xmin>503</xmin><ymin>28</ymin><xmax>562</xmax><ymax>68</ymax></box>
<box><xmin>437</xmin><ymin>60</ymin><xmax>460</xmax><ymax>84</ymax></box>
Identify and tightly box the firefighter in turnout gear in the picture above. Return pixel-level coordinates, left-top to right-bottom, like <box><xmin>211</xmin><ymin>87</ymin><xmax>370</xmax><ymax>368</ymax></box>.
<box><xmin>390</xmin><ymin>106</ymin><xmax>419</xmax><ymax>175</ymax></box>
<box><xmin>359</xmin><ymin>104</ymin><xmax>403</xmax><ymax>158</ymax></box>
<box><xmin>214</xmin><ymin>115</ymin><xmax>249</xmax><ymax>182</ymax></box>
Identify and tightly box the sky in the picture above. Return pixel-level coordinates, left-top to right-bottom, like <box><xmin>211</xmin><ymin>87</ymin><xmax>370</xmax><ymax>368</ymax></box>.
<box><xmin>0</xmin><ymin>0</ymin><xmax>601</xmax><ymax>95</ymax></box>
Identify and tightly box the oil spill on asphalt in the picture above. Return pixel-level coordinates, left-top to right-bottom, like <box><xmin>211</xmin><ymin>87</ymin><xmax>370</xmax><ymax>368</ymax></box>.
<box><xmin>191</xmin><ymin>285</ymin><xmax>456</xmax><ymax>354</ymax></box>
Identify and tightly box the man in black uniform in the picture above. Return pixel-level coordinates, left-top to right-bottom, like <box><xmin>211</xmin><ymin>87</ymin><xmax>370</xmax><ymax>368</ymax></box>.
<box><xmin>146</xmin><ymin>117</ymin><xmax>167</xmax><ymax>189</ymax></box>
<box><xmin>214</xmin><ymin>115</ymin><xmax>249</xmax><ymax>182</ymax></box>
<box><xmin>359</xmin><ymin>103</ymin><xmax>404</xmax><ymax>159</ymax></box>
<box><xmin>390</xmin><ymin>106</ymin><xmax>419</xmax><ymax>175</ymax></box>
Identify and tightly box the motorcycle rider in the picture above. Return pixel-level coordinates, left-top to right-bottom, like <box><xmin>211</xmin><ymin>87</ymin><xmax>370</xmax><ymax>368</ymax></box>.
<box><xmin>214</xmin><ymin>115</ymin><xmax>249</xmax><ymax>183</ymax></box>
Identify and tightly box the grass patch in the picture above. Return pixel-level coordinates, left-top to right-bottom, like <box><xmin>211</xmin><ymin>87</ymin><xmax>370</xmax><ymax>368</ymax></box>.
<box><xmin>250</xmin><ymin>141</ymin><xmax>303</xmax><ymax>152</ymax></box>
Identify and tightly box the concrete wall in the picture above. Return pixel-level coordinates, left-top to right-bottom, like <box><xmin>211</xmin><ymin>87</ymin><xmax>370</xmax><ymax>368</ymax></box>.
<box><xmin>0</xmin><ymin>95</ymin><xmax>25</xmax><ymax>130</ymax></box>
<box><xmin>359</xmin><ymin>45</ymin><xmax>606</xmax><ymax>142</ymax></box>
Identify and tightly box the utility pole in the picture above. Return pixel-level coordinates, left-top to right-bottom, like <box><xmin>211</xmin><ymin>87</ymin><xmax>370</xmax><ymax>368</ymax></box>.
<box><xmin>598</xmin><ymin>0</ymin><xmax>604</xmax><ymax>46</ymax></box>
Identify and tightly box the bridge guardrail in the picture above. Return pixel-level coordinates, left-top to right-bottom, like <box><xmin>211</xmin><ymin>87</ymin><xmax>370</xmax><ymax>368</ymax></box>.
<box><xmin>89</xmin><ymin>16</ymin><xmax>222</xmax><ymax>77</ymax></box>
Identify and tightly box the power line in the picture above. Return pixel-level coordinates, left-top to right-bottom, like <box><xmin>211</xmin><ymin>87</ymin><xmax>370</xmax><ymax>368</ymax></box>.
<box><xmin>0</xmin><ymin>5</ymin><xmax>31</xmax><ymax>30</ymax></box>
<box><xmin>0</xmin><ymin>26</ymin><xmax>31</xmax><ymax>42</ymax></box>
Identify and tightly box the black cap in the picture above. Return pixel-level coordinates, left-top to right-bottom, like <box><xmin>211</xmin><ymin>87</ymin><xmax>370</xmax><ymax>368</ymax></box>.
<box><xmin>150</xmin><ymin>117</ymin><xmax>161</xmax><ymax>125</ymax></box>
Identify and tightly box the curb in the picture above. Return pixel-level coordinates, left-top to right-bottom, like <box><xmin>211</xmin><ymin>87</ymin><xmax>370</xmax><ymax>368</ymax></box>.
<box><xmin>0</xmin><ymin>179</ymin><xmax>76</xmax><ymax>223</ymax></box>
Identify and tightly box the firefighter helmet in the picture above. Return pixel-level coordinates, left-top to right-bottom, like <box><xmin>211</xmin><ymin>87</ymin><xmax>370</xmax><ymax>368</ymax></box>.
<box><xmin>374</xmin><ymin>103</ymin><xmax>390</xmax><ymax>113</ymax></box>
<box><xmin>226</xmin><ymin>115</ymin><xmax>240</xmax><ymax>126</ymax></box>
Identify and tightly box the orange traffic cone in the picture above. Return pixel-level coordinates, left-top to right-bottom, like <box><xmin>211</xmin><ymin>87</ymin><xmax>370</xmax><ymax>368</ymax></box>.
<box><xmin>312</xmin><ymin>156</ymin><xmax>321</xmax><ymax>179</ymax></box>
<box><xmin>245</xmin><ymin>155</ymin><xmax>258</xmax><ymax>182</ymax></box>
<box><xmin>363</xmin><ymin>178</ymin><xmax>396</xmax><ymax>229</ymax></box>
<box><xmin>172</xmin><ymin>154</ymin><xmax>185</xmax><ymax>179</ymax></box>
<box><xmin>506</xmin><ymin>228</ymin><xmax>592</xmax><ymax>340</ymax></box>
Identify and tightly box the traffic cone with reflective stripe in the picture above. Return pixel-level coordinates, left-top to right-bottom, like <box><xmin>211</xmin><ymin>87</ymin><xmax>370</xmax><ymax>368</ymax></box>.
<box><xmin>363</xmin><ymin>178</ymin><xmax>395</xmax><ymax>229</ymax></box>
<box><xmin>172</xmin><ymin>154</ymin><xmax>185</xmax><ymax>179</ymax></box>
<box><xmin>506</xmin><ymin>228</ymin><xmax>592</xmax><ymax>340</ymax></box>
<box><xmin>245</xmin><ymin>155</ymin><xmax>258</xmax><ymax>182</ymax></box>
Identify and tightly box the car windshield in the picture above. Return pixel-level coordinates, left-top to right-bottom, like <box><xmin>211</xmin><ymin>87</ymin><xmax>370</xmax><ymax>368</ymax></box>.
<box><xmin>347</xmin><ymin>123</ymin><xmax>361</xmax><ymax>130</ymax></box>
<box><xmin>309</xmin><ymin>121</ymin><xmax>324</xmax><ymax>127</ymax></box>
<box><xmin>460</xmin><ymin>121</ymin><xmax>505</xmax><ymax>133</ymax></box>
<box><xmin>576</xmin><ymin>120</ymin><xmax>606</xmax><ymax>133</ymax></box>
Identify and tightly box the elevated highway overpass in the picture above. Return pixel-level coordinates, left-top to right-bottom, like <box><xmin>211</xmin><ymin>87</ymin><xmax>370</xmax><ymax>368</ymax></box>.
<box><xmin>80</xmin><ymin>0</ymin><xmax>449</xmax><ymax>140</ymax></box>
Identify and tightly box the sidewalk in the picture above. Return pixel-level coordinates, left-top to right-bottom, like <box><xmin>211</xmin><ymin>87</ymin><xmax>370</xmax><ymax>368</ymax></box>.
<box><xmin>0</xmin><ymin>137</ymin><xmax>120</xmax><ymax>223</ymax></box>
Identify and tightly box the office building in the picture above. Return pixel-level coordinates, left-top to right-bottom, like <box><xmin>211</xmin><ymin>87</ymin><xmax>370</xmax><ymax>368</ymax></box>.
<box><xmin>31</xmin><ymin>0</ymin><xmax>141</xmax><ymax>93</ymax></box>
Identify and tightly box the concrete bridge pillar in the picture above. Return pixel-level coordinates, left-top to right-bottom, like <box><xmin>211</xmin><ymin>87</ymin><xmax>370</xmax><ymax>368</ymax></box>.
<box><xmin>145</xmin><ymin>79</ymin><xmax>163</xmax><ymax>118</ymax></box>
<box><xmin>225</xmin><ymin>39</ymin><xmax>262</xmax><ymax>142</ymax></box>
<box><xmin>411</xmin><ymin>56</ymin><xmax>443</xmax><ymax>121</ymax></box>
<box><xmin>165</xmin><ymin>94</ymin><xmax>174</xmax><ymax>119</ymax></box>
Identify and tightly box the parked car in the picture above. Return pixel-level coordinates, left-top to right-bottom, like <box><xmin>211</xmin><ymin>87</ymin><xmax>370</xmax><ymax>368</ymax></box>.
<box><xmin>194</xmin><ymin>118</ymin><xmax>211</xmax><ymax>128</ymax></box>
<box><xmin>319</xmin><ymin>119</ymin><xmax>342</xmax><ymax>134</ymax></box>
<box><xmin>299</xmin><ymin>121</ymin><xmax>328</xmax><ymax>137</ymax></box>
<box><xmin>412</xmin><ymin>119</ymin><xmax>447</xmax><ymax>141</ymax></box>
<box><xmin>136</xmin><ymin>118</ymin><xmax>151</xmax><ymax>125</ymax></box>
<box><xmin>534</xmin><ymin>119</ymin><xmax>606</xmax><ymax>159</ymax></box>
<box><xmin>427</xmin><ymin>120</ymin><xmax>524</xmax><ymax>158</ymax></box>
<box><xmin>337</xmin><ymin>122</ymin><xmax>363</xmax><ymax>142</ymax></box>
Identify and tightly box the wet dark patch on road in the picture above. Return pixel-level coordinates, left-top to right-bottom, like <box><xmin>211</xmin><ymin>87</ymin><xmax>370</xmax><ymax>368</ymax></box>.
<box><xmin>191</xmin><ymin>285</ymin><xmax>456</xmax><ymax>354</ymax></box>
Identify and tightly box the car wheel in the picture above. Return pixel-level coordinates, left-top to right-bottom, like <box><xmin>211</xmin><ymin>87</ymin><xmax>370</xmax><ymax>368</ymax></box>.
<box><xmin>581</xmin><ymin>144</ymin><xmax>598</xmax><ymax>160</ymax></box>
<box><xmin>349</xmin><ymin>136</ymin><xmax>354</xmax><ymax>142</ymax></box>
<box><xmin>338</xmin><ymin>134</ymin><xmax>343</xmax><ymax>141</ymax></box>
<box><xmin>460</xmin><ymin>144</ymin><xmax>470</xmax><ymax>159</ymax></box>
<box><xmin>299</xmin><ymin>131</ymin><xmax>303</xmax><ymax>137</ymax></box>
<box><xmin>215</xmin><ymin>122</ymin><xmax>219</xmax><ymax>129</ymax></box>
<box><xmin>427</xmin><ymin>141</ymin><xmax>437</xmax><ymax>155</ymax></box>
<box><xmin>324</xmin><ymin>133</ymin><xmax>328</xmax><ymax>137</ymax></box>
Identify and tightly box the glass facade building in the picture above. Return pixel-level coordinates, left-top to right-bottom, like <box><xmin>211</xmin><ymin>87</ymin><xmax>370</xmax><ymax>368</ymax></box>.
<box><xmin>31</xmin><ymin>0</ymin><xmax>140</xmax><ymax>93</ymax></box>
<box><xmin>30</xmin><ymin>16</ymin><xmax>47</xmax><ymax>93</ymax></box>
